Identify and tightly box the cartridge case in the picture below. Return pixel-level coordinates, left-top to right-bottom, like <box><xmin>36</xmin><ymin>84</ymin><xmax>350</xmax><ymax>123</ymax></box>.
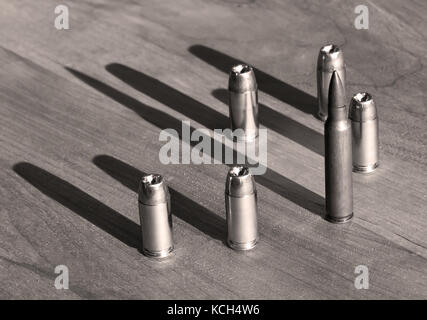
<box><xmin>228</xmin><ymin>64</ymin><xmax>259</xmax><ymax>141</ymax></box>
<box><xmin>317</xmin><ymin>44</ymin><xmax>346</xmax><ymax>121</ymax></box>
<box><xmin>349</xmin><ymin>92</ymin><xmax>379</xmax><ymax>173</ymax></box>
<box><xmin>138</xmin><ymin>174</ymin><xmax>173</xmax><ymax>258</ymax></box>
<box><xmin>225</xmin><ymin>166</ymin><xmax>258</xmax><ymax>250</ymax></box>
<box><xmin>324</xmin><ymin>72</ymin><xmax>353</xmax><ymax>223</ymax></box>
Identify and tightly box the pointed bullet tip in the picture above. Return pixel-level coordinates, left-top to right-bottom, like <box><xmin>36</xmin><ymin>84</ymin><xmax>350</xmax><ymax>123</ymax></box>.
<box><xmin>328</xmin><ymin>71</ymin><xmax>346</xmax><ymax>109</ymax></box>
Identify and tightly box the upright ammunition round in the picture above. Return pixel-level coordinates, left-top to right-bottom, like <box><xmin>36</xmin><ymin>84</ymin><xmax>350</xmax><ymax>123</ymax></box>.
<box><xmin>324</xmin><ymin>72</ymin><xmax>353</xmax><ymax>223</ymax></box>
<box><xmin>349</xmin><ymin>92</ymin><xmax>379</xmax><ymax>173</ymax></box>
<box><xmin>225</xmin><ymin>166</ymin><xmax>258</xmax><ymax>250</ymax></box>
<box><xmin>138</xmin><ymin>174</ymin><xmax>174</xmax><ymax>258</ymax></box>
<box><xmin>228</xmin><ymin>64</ymin><xmax>259</xmax><ymax>141</ymax></box>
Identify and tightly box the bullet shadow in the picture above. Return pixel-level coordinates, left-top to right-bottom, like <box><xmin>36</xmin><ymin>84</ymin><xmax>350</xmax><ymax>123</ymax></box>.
<box><xmin>12</xmin><ymin>162</ymin><xmax>141</xmax><ymax>249</ymax></box>
<box><xmin>105</xmin><ymin>63</ymin><xmax>323</xmax><ymax>157</ymax></box>
<box><xmin>188</xmin><ymin>45</ymin><xmax>318</xmax><ymax>116</ymax></box>
<box><xmin>66</xmin><ymin>67</ymin><xmax>230</xmax><ymax>164</ymax></box>
<box><xmin>258</xmin><ymin>169</ymin><xmax>324</xmax><ymax>216</ymax></box>
<box><xmin>212</xmin><ymin>88</ymin><xmax>324</xmax><ymax>156</ymax></box>
<box><xmin>66</xmin><ymin>67</ymin><xmax>324</xmax><ymax>216</ymax></box>
<box><xmin>105</xmin><ymin>63</ymin><xmax>229</xmax><ymax>131</ymax></box>
<box><xmin>66</xmin><ymin>67</ymin><xmax>186</xmax><ymax>134</ymax></box>
<box><xmin>92</xmin><ymin>155</ymin><xmax>227</xmax><ymax>241</ymax></box>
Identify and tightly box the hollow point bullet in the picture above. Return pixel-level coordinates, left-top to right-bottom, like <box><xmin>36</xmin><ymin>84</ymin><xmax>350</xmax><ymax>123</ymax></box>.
<box><xmin>138</xmin><ymin>174</ymin><xmax>174</xmax><ymax>258</ymax></box>
<box><xmin>225</xmin><ymin>166</ymin><xmax>258</xmax><ymax>250</ymax></box>
<box><xmin>317</xmin><ymin>44</ymin><xmax>346</xmax><ymax>121</ymax></box>
<box><xmin>324</xmin><ymin>71</ymin><xmax>353</xmax><ymax>223</ymax></box>
<box><xmin>228</xmin><ymin>64</ymin><xmax>259</xmax><ymax>141</ymax></box>
<box><xmin>349</xmin><ymin>92</ymin><xmax>379</xmax><ymax>173</ymax></box>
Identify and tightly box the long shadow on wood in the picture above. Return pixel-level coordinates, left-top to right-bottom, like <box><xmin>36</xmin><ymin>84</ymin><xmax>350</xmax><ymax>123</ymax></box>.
<box><xmin>93</xmin><ymin>155</ymin><xmax>226</xmax><ymax>241</ymax></box>
<box><xmin>66</xmin><ymin>67</ymin><xmax>324</xmax><ymax>216</ymax></box>
<box><xmin>189</xmin><ymin>44</ymin><xmax>317</xmax><ymax>116</ymax></box>
<box><xmin>105</xmin><ymin>63</ymin><xmax>323</xmax><ymax>156</ymax></box>
<box><xmin>13</xmin><ymin>162</ymin><xmax>141</xmax><ymax>249</ymax></box>
<box><xmin>212</xmin><ymin>88</ymin><xmax>324</xmax><ymax>156</ymax></box>
<box><xmin>105</xmin><ymin>63</ymin><xmax>228</xmax><ymax>132</ymax></box>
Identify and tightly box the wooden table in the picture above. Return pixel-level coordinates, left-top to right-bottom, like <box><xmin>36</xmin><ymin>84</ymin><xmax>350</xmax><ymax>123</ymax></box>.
<box><xmin>0</xmin><ymin>0</ymin><xmax>426</xmax><ymax>299</ymax></box>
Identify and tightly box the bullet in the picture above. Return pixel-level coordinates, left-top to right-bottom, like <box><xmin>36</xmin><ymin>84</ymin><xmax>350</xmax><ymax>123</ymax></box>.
<box><xmin>317</xmin><ymin>44</ymin><xmax>346</xmax><ymax>121</ymax></box>
<box><xmin>138</xmin><ymin>174</ymin><xmax>174</xmax><ymax>258</ymax></box>
<box><xmin>225</xmin><ymin>166</ymin><xmax>258</xmax><ymax>250</ymax></box>
<box><xmin>324</xmin><ymin>71</ymin><xmax>353</xmax><ymax>223</ymax></box>
<box><xmin>228</xmin><ymin>64</ymin><xmax>259</xmax><ymax>141</ymax></box>
<box><xmin>349</xmin><ymin>92</ymin><xmax>379</xmax><ymax>173</ymax></box>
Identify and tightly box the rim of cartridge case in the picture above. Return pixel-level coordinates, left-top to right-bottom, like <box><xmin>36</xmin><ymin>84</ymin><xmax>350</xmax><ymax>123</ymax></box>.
<box><xmin>353</xmin><ymin>162</ymin><xmax>379</xmax><ymax>174</ymax></box>
<box><xmin>324</xmin><ymin>213</ymin><xmax>353</xmax><ymax>224</ymax></box>
<box><xmin>143</xmin><ymin>246</ymin><xmax>174</xmax><ymax>258</ymax></box>
<box><xmin>227</xmin><ymin>238</ymin><xmax>258</xmax><ymax>251</ymax></box>
<box><xmin>232</xmin><ymin>132</ymin><xmax>259</xmax><ymax>142</ymax></box>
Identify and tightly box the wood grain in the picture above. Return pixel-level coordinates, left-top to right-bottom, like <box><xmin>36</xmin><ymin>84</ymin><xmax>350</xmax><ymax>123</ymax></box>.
<box><xmin>0</xmin><ymin>0</ymin><xmax>426</xmax><ymax>299</ymax></box>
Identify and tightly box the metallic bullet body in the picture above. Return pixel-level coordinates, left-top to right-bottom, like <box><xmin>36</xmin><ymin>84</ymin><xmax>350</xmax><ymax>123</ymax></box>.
<box><xmin>138</xmin><ymin>174</ymin><xmax>174</xmax><ymax>258</ymax></box>
<box><xmin>324</xmin><ymin>72</ymin><xmax>353</xmax><ymax>223</ymax></box>
<box><xmin>349</xmin><ymin>92</ymin><xmax>379</xmax><ymax>173</ymax></box>
<box><xmin>228</xmin><ymin>64</ymin><xmax>259</xmax><ymax>141</ymax></box>
<box><xmin>225</xmin><ymin>166</ymin><xmax>258</xmax><ymax>250</ymax></box>
<box><xmin>317</xmin><ymin>44</ymin><xmax>346</xmax><ymax>121</ymax></box>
